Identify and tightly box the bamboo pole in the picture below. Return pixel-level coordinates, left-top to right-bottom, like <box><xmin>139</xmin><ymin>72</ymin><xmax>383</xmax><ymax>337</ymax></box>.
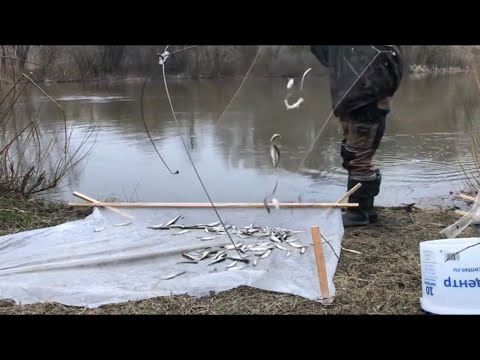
<box><xmin>335</xmin><ymin>183</ymin><xmax>362</xmax><ymax>203</ymax></box>
<box><xmin>67</xmin><ymin>201</ymin><xmax>359</xmax><ymax>208</ymax></box>
<box><xmin>310</xmin><ymin>225</ymin><xmax>330</xmax><ymax>300</ymax></box>
<box><xmin>73</xmin><ymin>192</ymin><xmax>135</xmax><ymax>220</ymax></box>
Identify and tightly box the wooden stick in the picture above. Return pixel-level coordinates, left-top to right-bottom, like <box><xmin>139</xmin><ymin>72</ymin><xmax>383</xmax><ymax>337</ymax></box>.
<box><xmin>73</xmin><ymin>191</ymin><xmax>103</xmax><ymax>204</ymax></box>
<box><xmin>455</xmin><ymin>210</ymin><xmax>468</xmax><ymax>217</ymax></box>
<box><xmin>454</xmin><ymin>209</ymin><xmax>480</xmax><ymax>225</ymax></box>
<box><xmin>73</xmin><ymin>192</ymin><xmax>135</xmax><ymax>220</ymax></box>
<box><xmin>67</xmin><ymin>201</ymin><xmax>359</xmax><ymax>208</ymax></box>
<box><xmin>335</xmin><ymin>183</ymin><xmax>362</xmax><ymax>203</ymax></box>
<box><xmin>458</xmin><ymin>194</ymin><xmax>476</xmax><ymax>202</ymax></box>
<box><xmin>310</xmin><ymin>225</ymin><xmax>330</xmax><ymax>300</ymax></box>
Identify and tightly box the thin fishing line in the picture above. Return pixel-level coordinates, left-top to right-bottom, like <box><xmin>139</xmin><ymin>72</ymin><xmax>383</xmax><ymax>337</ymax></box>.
<box><xmin>321</xmin><ymin>234</ymin><xmax>340</xmax><ymax>260</ymax></box>
<box><xmin>160</xmin><ymin>48</ymin><xmax>243</xmax><ymax>257</ymax></box>
<box><xmin>216</xmin><ymin>46</ymin><xmax>263</xmax><ymax>126</ymax></box>
<box><xmin>140</xmin><ymin>73</ymin><xmax>179</xmax><ymax>174</ymax></box>
<box><xmin>163</xmin><ymin>45</ymin><xmax>262</xmax><ymax>128</ymax></box>
<box><xmin>169</xmin><ymin>45</ymin><xmax>198</xmax><ymax>56</ymax></box>
<box><xmin>445</xmin><ymin>241</ymin><xmax>480</xmax><ymax>262</ymax></box>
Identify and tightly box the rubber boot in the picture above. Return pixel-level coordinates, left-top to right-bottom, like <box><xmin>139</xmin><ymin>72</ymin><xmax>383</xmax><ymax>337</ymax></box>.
<box><xmin>367</xmin><ymin>169</ymin><xmax>381</xmax><ymax>223</ymax></box>
<box><xmin>367</xmin><ymin>196</ymin><xmax>378</xmax><ymax>223</ymax></box>
<box><xmin>342</xmin><ymin>195</ymin><xmax>369</xmax><ymax>227</ymax></box>
<box><xmin>342</xmin><ymin>170</ymin><xmax>381</xmax><ymax>227</ymax></box>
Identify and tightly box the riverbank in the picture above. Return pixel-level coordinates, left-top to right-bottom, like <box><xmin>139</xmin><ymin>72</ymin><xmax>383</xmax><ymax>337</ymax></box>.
<box><xmin>0</xmin><ymin>65</ymin><xmax>469</xmax><ymax>89</ymax></box>
<box><xmin>22</xmin><ymin>65</ymin><xmax>476</xmax><ymax>85</ymax></box>
<box><xmin>0</xmin><ymin>193</ymin><xmax>472</xmax><ymax>314</ymax></box>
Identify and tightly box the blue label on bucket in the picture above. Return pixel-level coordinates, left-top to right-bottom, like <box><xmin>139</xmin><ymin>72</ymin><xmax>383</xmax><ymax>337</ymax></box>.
<box><xmin>444</xmin><ymin>277</ymin><xmax>480</xmax><ymax>288</ymax></box>
<box><xmin>424</xmin><ymin>280</ymin><xmax>436</xmax><ymax>296</ymax></box>
<box><xmin>453</xmin><ymin>267</ymin><xmax>480</xmax><ymax>273</ymax></box>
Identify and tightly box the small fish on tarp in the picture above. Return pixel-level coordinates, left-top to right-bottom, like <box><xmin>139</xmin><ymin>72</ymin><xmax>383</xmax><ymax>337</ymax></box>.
<box><xmin>182</xmin><ymin>253</ymin><xmax>196</xmax><ymax>261</ymax></box>
<box><xmin>288</xmin><ymin>242</ymin><xmax>308</xmax><ymax>249</ymax></box>
<box><xmin>147</xmin><ymin>225</ymin><xmax>171</xmax><ymax>230</ymax></box>
<box><xmin>199</xmin><ymin>250</ymin><xmax>217</xmax><ymax>261</ymax></box>
<box><xmin>228</xmin><ymin>265</ymin><xmax>247</xmax><ymax>271</ymax></box>
<box><xmin>177</xmin><ymin>261</ymin><xmax>198</xmax><ymax>265</ymax></box>
<box><xmin>113</xmin><ymin>222</ymin><xmax>132</xmax><ymax>227</ymax></box>
<box><xmin>198</xmin><ymin>236</ymin><xmax>218</xmax><ymax>241</ymax></box>
<box><xmin>250</xmin><ymin>246</ymin><xmax>270</xmax><ymax>252</ymax></box>
<box><xmin>270</xmin><ymin>235</ymin><xmax>281</xmax><ymax>243</ymax></box>
<box><xmin>213</xmin><ymin>251</ymin><xmax>227</xmax><ymax>261</ymax></box>
<box><xmin>209</xmin><ymin>257</ymin><xmax>226</xmax><ymax>266</ymax></box>
<box><xmin>224</xmin><ymin>242</ymin><xmax>242</xmax><ymax>250</ymax></box>
<box><xmin>161</xmin><ymin>271</ymin><xmax>186</xmax><ymax>280</ymax></box>
<box><xmin>226</xmin><ymin>256</ymin><xmax>250</xmax><ymax>263</ymax></box>
<box><xmin>275</xmin><ymin>244</ymin><xmax>288</xmax><ymax>251</ymax></box>
<box><xmin>148</xmin><ymin>215</ymin><xmax>182</xmax><ymax>229</ymax></box>
<box><xmin>260</xmin><ymin>250</ymin><xmax>272</xmax><ymax>259</ymax></box>
<box><xmin>174</xmin><ymin>229</ymin><xmax>190</xmax><ymax>235</ymax></box>
<box><xmin>163</xmin><ymin>215</ymin><xmax>181</xmax><ymax>226</ymax></box>
<box><xmin>170</xmin><ymin>225</ymin><xmax>206</xmax><ymax>230</ymax></box>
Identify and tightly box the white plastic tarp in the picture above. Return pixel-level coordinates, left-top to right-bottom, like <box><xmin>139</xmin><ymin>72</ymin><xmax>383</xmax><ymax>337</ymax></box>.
<box><xmin>0</xmin><ymin>206</ymin><xmax>344</xmax><ymax>308</ymax></box>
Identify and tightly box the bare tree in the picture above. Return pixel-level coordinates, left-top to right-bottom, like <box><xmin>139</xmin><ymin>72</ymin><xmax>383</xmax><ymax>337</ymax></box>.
<box><xmin>0</xmin><ymin>69</ymin><xmax>97</xmax><ymax>197</ymax></box>
<box><xmin>14</xmin><ymin>45</ymin><xmax>30</xmax><ymax>72</ymax></box>
<box><xmin>37</xmin><ymin>46</ymin><xmax>59</xmax><ymax>79</ymax></box>
<box><xmin>99</xmin><ymin>46</ymin><xmax>125</xmax><ymax>74</ymax></box>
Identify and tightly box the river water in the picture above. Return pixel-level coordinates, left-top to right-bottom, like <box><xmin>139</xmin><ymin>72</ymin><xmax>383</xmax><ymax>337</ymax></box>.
<box><xmin>10</xmin><ymin>72</ymin><xmax>480</xmax><ymax>207</ymax></box>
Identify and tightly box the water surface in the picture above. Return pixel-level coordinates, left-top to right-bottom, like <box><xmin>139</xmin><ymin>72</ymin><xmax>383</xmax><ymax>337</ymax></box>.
<box><xmin>11</xmin><ymin>73</ymin><xmax>480</xmax><ymax>207</ymax></box>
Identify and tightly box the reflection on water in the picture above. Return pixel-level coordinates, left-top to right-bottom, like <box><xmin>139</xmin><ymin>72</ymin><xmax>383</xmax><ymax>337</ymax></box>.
<box><xmin>9</xmin><ymin>73</ymin><xmax>480</xmax><ymax>207</ymax></box>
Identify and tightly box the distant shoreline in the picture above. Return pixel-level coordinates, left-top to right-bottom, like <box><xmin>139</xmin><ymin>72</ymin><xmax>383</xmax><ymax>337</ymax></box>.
<box><xmin>2</xmin><ymin>65</ymin><xmax>472</xmax><ymax>86</ymax></box>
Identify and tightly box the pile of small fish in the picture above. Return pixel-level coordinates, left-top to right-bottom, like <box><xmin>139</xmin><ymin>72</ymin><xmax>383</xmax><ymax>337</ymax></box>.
<box><xmin>179</xmin><ymin>224</ymin><xmax>309</xmax><ymax>264</ymax></box>
<box><xmin>151</xmin><ymin>215</ymin><xmax>312</xmax><ymax>280</ymax></box>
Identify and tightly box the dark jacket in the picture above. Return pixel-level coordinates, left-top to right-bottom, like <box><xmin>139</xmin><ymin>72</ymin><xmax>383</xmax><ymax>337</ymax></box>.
<box><xmin>310</xmin><ymin>45</ymin><xmax>404</xmax><ymax>117</ymax></box>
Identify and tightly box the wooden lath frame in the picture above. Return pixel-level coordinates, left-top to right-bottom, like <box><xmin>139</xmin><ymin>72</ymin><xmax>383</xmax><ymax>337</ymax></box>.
<box><xmin>69</xmin><ymin>184</ymin><xmax>362</xmax><ymax>303</ymax></box>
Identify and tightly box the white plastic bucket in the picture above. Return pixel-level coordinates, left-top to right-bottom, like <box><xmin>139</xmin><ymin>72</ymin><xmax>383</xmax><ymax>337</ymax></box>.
<box><xmin>420</xmin><ymin>237</ymin><xmax>480</xmax><ymax>314</ymax></box>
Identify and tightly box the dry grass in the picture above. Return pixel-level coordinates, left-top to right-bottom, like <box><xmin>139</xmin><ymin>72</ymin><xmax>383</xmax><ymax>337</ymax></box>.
<box><xmin>0</xmin><ymin>203</ymin><xmax>470</xmax><ymax>315</ymax></box>
<box><xmin>0</xmin><ymin>193</ymin><xmax>91</xmax><ymax>237</ymax></box>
